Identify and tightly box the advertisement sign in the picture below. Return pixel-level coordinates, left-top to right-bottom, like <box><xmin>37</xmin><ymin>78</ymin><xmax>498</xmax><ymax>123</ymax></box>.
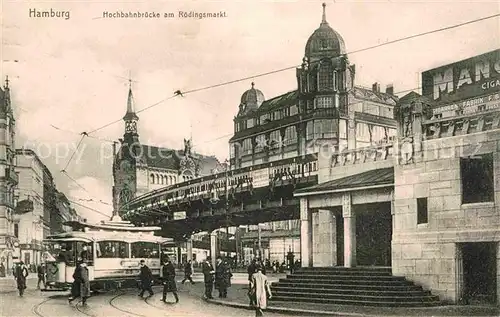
<box><xmin>422</xmin><ymin>49</ymin><xmax>500</xmax><ymax>105</ymax></box>
<box><xmin>251</xmin><ymin>168</ymin><xmax>269</xmax><ymax>188</ymax></box>
<box><xmin>432</xmin><ymin>92</ymin><xmax>500</xmax><ymax>117</ymax></box>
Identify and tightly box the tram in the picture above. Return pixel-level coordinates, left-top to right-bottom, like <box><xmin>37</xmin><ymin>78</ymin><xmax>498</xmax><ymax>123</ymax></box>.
<box><xmin>42</xmin><ymin>216</ymin><xmax>175</xmax><ymax>291</ymax></box>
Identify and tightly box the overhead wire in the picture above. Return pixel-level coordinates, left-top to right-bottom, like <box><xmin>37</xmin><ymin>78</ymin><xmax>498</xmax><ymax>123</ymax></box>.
<box><xmin>65</xmin><ymin>13</ymin><xmax>500</xmax><ymax>138</ymax></box>
<box><xmin>16</xmin><ymin>12</ymin><xmax>498</xmax><ymax>216</ymax></box>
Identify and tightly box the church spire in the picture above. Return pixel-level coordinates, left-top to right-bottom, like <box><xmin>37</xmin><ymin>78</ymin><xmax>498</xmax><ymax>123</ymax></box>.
<box><xmin>123</xmin><ymin>74</ymin><xmax>139</xmax><ymax>136</ymax></box>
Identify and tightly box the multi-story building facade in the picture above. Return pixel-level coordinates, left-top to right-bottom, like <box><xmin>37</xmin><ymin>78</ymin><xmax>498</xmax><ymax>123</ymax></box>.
<box><xmin>14</xmin><ymin>149</ymin><xmax>45</xmax><ymax>267</ymax></box>
<box><xmin>52</xmin><ymin>191</ymin><xmax>79</xmax><ymax>234</ymax></box>
<box><xmin>391</xmin><ymin>49</ymin><xmax>500</xmax><ymax>305</ymax></box>
<box><xmin>112</xmin><ymin>83</ymin><xmax>221</xmax><ymax>216</ymax></box>
<box><xmin>0</xmin><ymin>77</ymin><xmax>18</xmax><ymax>274</ymax></box>
<box><xmin>42</xmin><ymin>166</ymin><xmax>55</xmax><ymax>238</ymax></box>
<box><xmin>231</xmin><ymin>3</ymin><xmax>397</xmax><ymax>262</ymax></box>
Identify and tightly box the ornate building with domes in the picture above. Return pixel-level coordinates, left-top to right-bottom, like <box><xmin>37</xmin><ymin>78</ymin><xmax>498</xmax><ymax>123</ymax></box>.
<box><xmin>230</xmin><ymin>3</ymin><xmax>397</xmax><ymax>170</ymax></box>
<box><xmin>234</xmin><ymin>3</ymin><xmax>400</xmax><ymax>262</ymax></box>
<box><xmin>112</xmin><ymin>83</ymin><xmax>222</xmax><ymax>217</ymax></box>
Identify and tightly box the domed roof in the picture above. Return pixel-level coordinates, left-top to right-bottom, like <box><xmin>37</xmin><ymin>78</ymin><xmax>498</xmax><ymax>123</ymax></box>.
<box><xmin>305</xmin><ymin>3</ymin><xmax>346</xmax><ymax>58</ymax></box>
<box><xmin>240</xmin><ymin>82</ymin><xmax>265</xmax><ymax>112</ymax></box>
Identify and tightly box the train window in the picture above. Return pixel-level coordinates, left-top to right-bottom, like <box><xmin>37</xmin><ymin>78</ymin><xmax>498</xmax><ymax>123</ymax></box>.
<box><xmin>131</xmin><ymin>242</ymin><xmax>159</xmax><ymax>259</ymax></box>
<box><xmin>96</xmin><ymin>241</ymin><xmax>129</xmax><ymax>258</ymax></box>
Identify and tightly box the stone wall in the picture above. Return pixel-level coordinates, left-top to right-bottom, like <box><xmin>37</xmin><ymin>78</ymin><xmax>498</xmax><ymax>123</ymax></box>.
<box><xmin>393</xmin><ymin>130</ymin><xmax>500</xmax><ymax>303</ymax></box>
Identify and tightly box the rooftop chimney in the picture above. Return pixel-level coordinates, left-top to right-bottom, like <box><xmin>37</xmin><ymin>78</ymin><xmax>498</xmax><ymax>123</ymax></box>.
<box><xmin>372</xmin><ymin>82</ymin><xmax>380</xmax><ymax>93</ymax></box>
<box><xmin>386</xmin><ymin>84</ymin><xmax>394</xmax><ymax>95</ymax></box>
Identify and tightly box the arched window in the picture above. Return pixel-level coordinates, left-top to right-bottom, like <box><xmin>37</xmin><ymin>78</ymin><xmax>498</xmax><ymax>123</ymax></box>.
<box><xmin>96</xmin><ymin>241</ymin><xmax>129</xmax><ymax>258</ymax></box>
<box><xmin>150</xmin><ymin>174</ymin><xmax>155</xmax><ymax>184</ymax></box>
<box><xmin>155</xmin><ymin>174</ymin><xmax>159</xmax><ymax>184</ymax></box>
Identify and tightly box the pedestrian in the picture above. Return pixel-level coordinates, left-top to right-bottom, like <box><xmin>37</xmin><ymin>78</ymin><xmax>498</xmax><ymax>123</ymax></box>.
<box><xmin>250</xmin><ymin>266</ymin><xmax>273</xmax><ymax>317</ymax></box>
<box><xmin>69</xmin><ymin>260</ymin><xmax>82</xmax><ymax>304</ymax></box>
<box><xmin>181</xmin><ymin>260</ymin><xmax>195</xmax><ymax>284</ymax></box>
<box><xmin>247</xmin><ymin>259</ymin><xmax>257</xmax><ymax>306</ymax></box>
<box><xmin>14</xmin><ymin>261</ymin><xmax>29</xmax><ymax>296</ymax></box>
<box><xmin>215</xmin><ymin>256</ymin><xmax>231</xmax><ymax>298</ymax></box>
<box><xmin>286</xmin><ymin>249</ymin><xmax>295</xmax><ymax>274</ymax></box>
<box><xmin>161</xmin><ymin>257</ymin><xmax>179</xmax><ymax>303</ymax></box>
<box><xmin>138</xmin><ymin>259</ymin><xmax>154</xmax><ymax>298</ymax></box>
<box><xmin>201</xmin><ymin>257</ymin><xmax>215</xmax><ymax>299</ymax></box>
<box><xmin>37</xmin><ymin>263</ymin><xmax>46</xmax><ymax>289</ymax></box>
<box><xmin>79</xmin><ymin>262</ymin><xmax>91</xmax><ymax>306</ymax></box>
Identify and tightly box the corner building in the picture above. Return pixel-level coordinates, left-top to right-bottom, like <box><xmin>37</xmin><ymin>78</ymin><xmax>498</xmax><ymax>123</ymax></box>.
<box><xmin>0</xmin><ymin>77</ymin><xmax>18</xmax><ymax>274</ymax></box>
<box><xmin>231</xmin><ymin>3</ymin><xmax>397</xmax><ymax>264</ymax></box>
<box><xmin>296</xmin><ymin>48</ymin><xmax>500</xmax><ymax>306</ymax></box>
<box><xmin>391</xmin><ymin>49</ymin><xmax>500</xmax><ymax>305</ymax></box>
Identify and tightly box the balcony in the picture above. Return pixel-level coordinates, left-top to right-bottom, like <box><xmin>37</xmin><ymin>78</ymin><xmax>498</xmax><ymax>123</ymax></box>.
<box><xmin>4</xmin><ymin>168</ymin><xmax>18</xmax><ymax>185</ymax></box>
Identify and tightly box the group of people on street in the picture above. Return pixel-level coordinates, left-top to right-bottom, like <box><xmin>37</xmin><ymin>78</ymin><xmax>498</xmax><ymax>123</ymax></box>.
<box><xmin>201</xmin><ymin>256</ymin><xmax>233</xmax><ymax>299</ymax></box>
<box><xmin>12</xmin><ymin>261</ymin><xmax>49</xmax><ymax>296</ymax></box>
<box><xmin>137</xmin><ymin>257</ymin><xmax>179</xmax><ymax>303</ymax></box>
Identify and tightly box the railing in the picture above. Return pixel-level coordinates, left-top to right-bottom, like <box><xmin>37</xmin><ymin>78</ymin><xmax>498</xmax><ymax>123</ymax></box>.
<box><xmin>330</xmin><ymin>142</ymin><xmax>394</xmax><ymax>167</ymax></box>
<box><xmin>126</xmin><ymin>154</ymin><xmax>320</xmax><ymax>215</ymax></box>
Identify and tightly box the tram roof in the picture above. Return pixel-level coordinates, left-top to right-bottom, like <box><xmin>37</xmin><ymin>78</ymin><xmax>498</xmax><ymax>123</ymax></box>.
<box><xmin>44</xmin><ymin>230</ymin><xmax>174</xmax><ymax>244</ymax></box>
<box><xmin>63</xmin><ymin>220</ymin><xmax>162</xmax><ymax>232</ymax></box>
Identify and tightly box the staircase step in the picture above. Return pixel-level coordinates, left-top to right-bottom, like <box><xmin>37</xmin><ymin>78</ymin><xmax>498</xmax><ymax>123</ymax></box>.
<box><xmin>270</xmin><ymin>295</ymin><xmax>441</xmax><ymax>307</ymax></box>
<box><xmin>271</xmin><ymin>286</ymin><xmax>432</xmax><ymax>297</ymax></box>
<box><xmin>271</xmin><ymin>267</ymin><xmax>442</xmax><ymax>307</ymax></box>
<box><xmin>295</xmin><ymin>270</ymin><xmax>392</xmax><ymax>276</ymax></box>
<box><xmin>286</xmin><ymin>274</ymin><xmax>404</xmax><ymax>280</ymax></box>
<box><xmin>273</xmin><ymin>282</ymin><xmax>424</xmax><ymax>292</ymax></box>
<box><xmin>279</xmin><ymin>278</ymin><xmax>412</xmax><ymax>286</ymax></box>
<box><xmin>270</xmin><ymin>290</ymin><xmax>438</xmax><ymax>303</ymax></box>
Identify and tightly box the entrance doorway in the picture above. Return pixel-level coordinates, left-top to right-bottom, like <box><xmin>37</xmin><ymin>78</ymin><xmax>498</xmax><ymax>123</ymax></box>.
<box><xmin>355</xmin><ymin>203</ymin><xmax>392</xmax><ymax>266</ymax></box>
<box><xmin>459</xmin><ymin>242</ymin><xmax>497</xmax><ymax>305</ymax></box>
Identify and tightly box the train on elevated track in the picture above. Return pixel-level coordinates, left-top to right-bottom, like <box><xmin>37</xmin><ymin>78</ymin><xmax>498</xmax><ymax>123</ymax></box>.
<box><xmin>42</xmin><ymin>217</ymin><xmax>175</xmax><ymax>292</ymax></box>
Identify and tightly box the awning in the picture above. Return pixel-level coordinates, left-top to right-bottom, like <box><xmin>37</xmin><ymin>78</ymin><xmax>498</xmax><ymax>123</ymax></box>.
<box><xmin>294</xmin><ymin>167</ymin><xmax>394</xmax><ymax>197</ymax></box>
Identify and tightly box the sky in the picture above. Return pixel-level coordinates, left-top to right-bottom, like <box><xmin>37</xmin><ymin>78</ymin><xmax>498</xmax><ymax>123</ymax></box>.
<box><xmin>1</xmin><ymin>0</ymin><xmax>499</xmax><ymax>223</ymax></box>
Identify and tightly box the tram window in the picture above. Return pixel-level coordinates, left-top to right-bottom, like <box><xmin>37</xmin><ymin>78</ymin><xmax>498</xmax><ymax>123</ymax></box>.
<box><xmin>131</xmin><ymin>242</ymin><xmax>159</xmax><ymax>259</ymax></box>
<box><xmin>96</xmin><ymin>241</ymin><xmax>129</xmax><ymax>258</ymax></box>
<box><xmin>76</xmin><ymin>242</ymin><xmax>94</xmax><ymax>265</ymax></box>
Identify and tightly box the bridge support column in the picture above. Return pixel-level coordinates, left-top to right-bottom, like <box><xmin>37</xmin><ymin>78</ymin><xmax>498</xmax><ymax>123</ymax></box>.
<box><xmin>210</xmin><ymin>231</ymin><xmax>218</xmax><ymax>269</ymax></box>
<box><xmin>300</xmin><ymin>198</ymin><xmax>313</xmax><ymax>267</ymax></box>
<box><xmin>342</xmin><ymin>193</ymin><xmax>356</xmax><ymax>268</ymax></box>
<box><xmin>186</xmin><ymin>238</ymin><xmax>193</xmax><ymax>262</ymax></box>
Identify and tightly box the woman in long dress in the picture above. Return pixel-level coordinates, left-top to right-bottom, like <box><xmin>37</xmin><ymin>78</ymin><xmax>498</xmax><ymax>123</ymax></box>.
<box><xmin>250</xmin><ymin>266</ymin><xmax>272</xmax><ymax>317</ymax></box>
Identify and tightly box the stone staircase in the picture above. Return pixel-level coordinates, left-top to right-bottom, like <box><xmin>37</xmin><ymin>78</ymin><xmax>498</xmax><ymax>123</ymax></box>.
<box><xmin>269</xmin><ymin>267</ymin><xmax>441</xmax><ymax>307</ymax></box>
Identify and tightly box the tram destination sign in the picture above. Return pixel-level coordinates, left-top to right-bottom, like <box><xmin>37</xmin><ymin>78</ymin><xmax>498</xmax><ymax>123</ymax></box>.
<box><xmin>422</xmin><ymin>49</ymin><xmax>500</xmax><ymax>105</ymax></box>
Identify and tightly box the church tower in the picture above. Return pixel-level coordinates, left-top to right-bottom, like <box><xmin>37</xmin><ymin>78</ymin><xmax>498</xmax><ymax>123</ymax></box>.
<box><xmin>296</xmin><ymin>3</ymin><xmax>355</xmax><ymax>154</ymax></box>
<box><xmin>112</xmin><ymin>81</ymin><xmax>142</xmax><ymax>217</ymax></box>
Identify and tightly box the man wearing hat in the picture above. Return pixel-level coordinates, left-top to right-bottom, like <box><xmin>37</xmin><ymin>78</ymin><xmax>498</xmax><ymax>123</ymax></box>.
<box><xmin>201</xmin><ymin>256</ymin><xmax>215</xmax><ymax>299</ymax></box>
<box><xmin>138</xmin><ymin>259</ymin><xmax>154</xmax><ymax>298</ymax></box>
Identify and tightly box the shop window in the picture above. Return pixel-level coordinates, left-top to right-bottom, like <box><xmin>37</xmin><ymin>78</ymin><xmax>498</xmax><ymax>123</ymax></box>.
<box><xmin>417</xmin><ymin>198</ymin><xmax>428</xmax><ymax>224</ymax></box>
<box><xmin>460</xmin><ymin>153</ymin><xmax>494</xmax><ymax>204</ymax></box>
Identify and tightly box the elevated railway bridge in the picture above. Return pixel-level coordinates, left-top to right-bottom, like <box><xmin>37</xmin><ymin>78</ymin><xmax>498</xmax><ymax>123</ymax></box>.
<box><xmin>123</xmin><ymin>154</ymin><xmax>319</xmax><ymax>241</ymax></box>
